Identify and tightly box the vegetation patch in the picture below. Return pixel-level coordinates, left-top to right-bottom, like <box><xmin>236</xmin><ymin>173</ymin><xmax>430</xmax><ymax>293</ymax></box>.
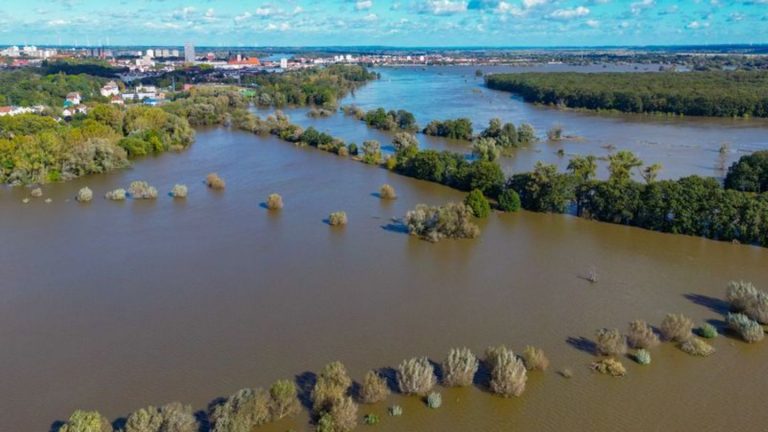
<box><xmin>404</xmin><ymin>202</ymin><xmax>480</xmax><ymax>242</ymax></box>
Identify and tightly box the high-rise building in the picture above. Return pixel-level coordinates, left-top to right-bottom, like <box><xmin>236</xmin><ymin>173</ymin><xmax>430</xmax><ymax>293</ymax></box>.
<box><xmin>184</xmin><ymin>42</ymin><xmax>195</xmax><ymax>63</ymax></box>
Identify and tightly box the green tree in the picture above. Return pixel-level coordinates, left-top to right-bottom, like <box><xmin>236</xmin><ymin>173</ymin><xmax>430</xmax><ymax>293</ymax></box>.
<box><xmin>465</xmin><ymin>189</ymin><xmax>491</xmax><ymax>218</ymax></box>
<box><xmin>608</xmin><ymin>150</ymin><xmax>643</xmax><ymax>183</ymax></box>
<box><xmin>567</xmin><ymin>155</ymin><xmax>598</xmax><ymax>182</ymax></box>
<box><xmin>497</xmin><ymin>188</ymin><xmax>521</xmax><ymax>212</ymax></box>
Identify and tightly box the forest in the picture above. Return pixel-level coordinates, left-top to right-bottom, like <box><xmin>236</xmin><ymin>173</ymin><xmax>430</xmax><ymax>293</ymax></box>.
<box><xmin>485</xmin><ymin>71</ymin><xmax>768</xmax><ymax>117</ymax></box>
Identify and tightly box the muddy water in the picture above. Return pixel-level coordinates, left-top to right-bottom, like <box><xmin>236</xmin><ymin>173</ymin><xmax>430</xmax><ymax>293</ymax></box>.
<box><xmin>281</xmin><ymin>65</ymin><xmax>768</xmax><ymax>180</ymax></box>
<box><xmin>2</xmin><ymin>127</ymin><xmax>768</xmax><ymax>431</ymax></box>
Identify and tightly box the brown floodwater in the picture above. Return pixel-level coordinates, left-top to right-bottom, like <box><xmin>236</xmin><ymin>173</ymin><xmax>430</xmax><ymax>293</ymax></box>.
<box><xmin>2</xmin><ymin>126</ymin><xmax>768</xmax><ymax>431</ymax></box>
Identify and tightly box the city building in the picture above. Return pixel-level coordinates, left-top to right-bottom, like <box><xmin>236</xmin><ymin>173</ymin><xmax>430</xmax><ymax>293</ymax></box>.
<box><xmin>100</xmin><ymin>81</ymin><xmax>120</xmax><ymax>97</ymax></box>
<box><xmin>64</xmin><ymin>92</ymin><xmax>81</xmax><ymax>106</ymax></box>
<box><xmin>184</xmin><ymin>43</ymin><xmax>195</xmax><ymax>63</ymax></box>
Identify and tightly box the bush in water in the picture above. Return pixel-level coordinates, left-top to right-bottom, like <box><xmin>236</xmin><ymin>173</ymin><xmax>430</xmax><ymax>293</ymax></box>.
<box><xmin>442</xmin><ymin>347</ymin><xmax>479</xmax><ymax>387</ymax></box>
<box><xmin>397</xmin><ymin>357</ymin><xmax>436</xmax><ymax>396</ymax></box>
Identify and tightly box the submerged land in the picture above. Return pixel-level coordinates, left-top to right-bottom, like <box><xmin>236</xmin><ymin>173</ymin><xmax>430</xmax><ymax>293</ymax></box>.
<box><xmin>2</xmin><ymin>47</ymin><xmax>768</xmax><ymax>432</ymax></box>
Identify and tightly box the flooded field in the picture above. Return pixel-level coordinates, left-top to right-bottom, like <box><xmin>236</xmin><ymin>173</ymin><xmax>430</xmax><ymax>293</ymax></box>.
<box><xmin>2</xmin><ymin>126</ymin><xmax>768</xmax><ymax>431</ymax></box>
<box><xmin>281</xmin><ymin>65</ymin><xmax>768</xmax><ymax>180</ymax></box>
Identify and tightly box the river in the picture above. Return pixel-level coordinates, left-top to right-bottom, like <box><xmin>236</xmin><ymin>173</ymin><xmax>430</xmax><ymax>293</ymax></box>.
<box><xmin>279</xmin><ymin>65</ymin><xmax>768</xmax><ymax>180</ymax></box>
<box><xmin>2</xmin><ymin>67</ymin><xmax>768</xmax><ymax>431</ymax></box>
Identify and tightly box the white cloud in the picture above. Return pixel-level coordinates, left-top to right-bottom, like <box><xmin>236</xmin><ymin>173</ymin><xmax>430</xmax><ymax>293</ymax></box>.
<box><xmin>496</xmin><ymin>1</ymin><xmax>525</xmax><ymax>16</ymax></box>
<box><xmin>549</xmin><ymin>6</ymin><xmax>590</xmax><ymax>20</ymax></box>
<box><xmin>586</xmin><ymin>19</ymin><xmax>599</xmax><ymax>27</ymax></box>
<box><xmin>355</xmin><ymin>0</ymin><xmax>373</xmax><ymax>11</ymax></box>
<box><xmin>266</xmin><ymin>22</ymin><xmax>290</xmax><ymax>31</ymax></box>
<box><xmin>630</xmin><ymin>0</ymin><xmax>654</xmax><ymax>15</ymax></box>
<box><xmin>522</xmin><ymin>0</ymin><xmax>547</xmax><ymax>8</ymax></box>
<box><xmin>255</xmin><ymin>7</ymin><xmax>272</xmax><ymax>16</ymax></box>
<box><xmin>234</xmin><ymin>12</ymin><xmax>252</xmax><ymax>24</ymax></box>
<box><xmin>47</xmin><ymin>19</ymin><xmax>69</xmax><ymax>26</ymax></box>
<box><xmin>362</xmin><ymin>13</ymin><xmax>378</xmax><ymax>21</ymax></box>
<box><xmin>686</xmin><ymin>20</ymin><xmax>709</xmax><ymax>29</ymax></box>
<box><xmin>422</xmin><ymin>0</ymin><xmax>468</xmax><ymax>15</ymax></box>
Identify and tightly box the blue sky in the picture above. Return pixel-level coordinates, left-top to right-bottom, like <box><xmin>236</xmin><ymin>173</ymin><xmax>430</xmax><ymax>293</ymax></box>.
<box><xmin>0</xmin><ymin>0</ymin><xmax>767</xmax><ymax>47</ymax></box>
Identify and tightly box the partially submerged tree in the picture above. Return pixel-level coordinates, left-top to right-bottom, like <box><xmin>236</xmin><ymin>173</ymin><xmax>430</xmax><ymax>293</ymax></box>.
<box><xmin>442</xmin><ymin>347</ymin><xmax>479</xmax><ymax>387</ymax></box>
<box><xmin>485</xmin><ymin>345</ymin><xmax>527</xmax><ymax>397</ymax></box>
<box><xmin>397</xmin><ymin>357</ymin><xmax>436</xmax><ymax>396</ymax></box>
<box><xmin>359</xmin><ymin>370</ymin><xmax>389</xmax><ymax>404</ymax></box>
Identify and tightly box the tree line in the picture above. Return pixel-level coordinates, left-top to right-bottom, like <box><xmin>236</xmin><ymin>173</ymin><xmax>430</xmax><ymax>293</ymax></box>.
<box><xmin>485</xmin><ymin>71</ymin><xmax>768</xmax><ymax>117</ymax></box>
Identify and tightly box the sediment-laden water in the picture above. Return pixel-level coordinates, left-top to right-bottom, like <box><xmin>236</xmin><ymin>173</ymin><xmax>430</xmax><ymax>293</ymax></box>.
<box><xmin>2</xmin><ymin>125</ymin><xmax>768</xmax><ymax>431</ymax></box>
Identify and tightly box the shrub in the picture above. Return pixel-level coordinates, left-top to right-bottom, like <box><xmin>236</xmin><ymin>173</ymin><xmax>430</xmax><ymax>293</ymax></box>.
<box><xmin>266</xmin><ymin>193</ymin><xmax>284</xmax><ymax>210</ymax></box>
<box><xmin>547</xmin><ymin>125</ymin><xmax>563</xmax><ymax>141</ymax></box>
<box><xmin>312</xmin><ymin>361</ymin><xmax>353</xmax><ymax>413</ymax></box>
<box><xmin>397</xmin><ymin>357</ymin><xmax>436</xmax><ymax>396</ymax></box>
<box><xmin>595</xmin><ymin>328</ymin><xmax>627</xmax><ymax>356</ymax></box>
<box><xmin>634</xmin><ymin>349</ymin><xmax>651</xmax><ymax>365</ymax></box>
<box><xmin>105</xmin><ymin>188</ymin><xmax>127</xmax><ymax>201</ymax></box>
<box><xmin>128</xmin><ymin>181</ymin><xmax>158</xmax><ymax>199</ymax></box>
<box><xmin>385</xmin><ymin>156</ymin><xmax>397</xmax><ymax>170</ymax></box>
<box><xmin>485</xmin><ymin>345</ymin><xmax>527</xmax><ymax>397</ymax></box>
<box><xmin>328</xmin><ymin>396</ymin><xmax>358</xmax><ymax>432</ymax></box>
<box><xmin>209</xmin><ymin>388</ymin><xmax>272</xmax><ymax>432</ymax></box>
<box><xmin>379</xmin><ymin>184</ymin><xmax>397</xmax><ymax>200</ymax></box>
<box><xmin>590</xmin><ymin>358</ymin><xmax>626</xmax><ymax>376</ymax></box>
<box><xmin>404</xmin><ymin>202</ymin><xmax>480</xmax><ymax>242</ymax></box>
<box><xmin>727</xmin><ymin>312</ymin><xmax>765</xmax><ymax>343</ymax></box>
<box><xmin>171</xmin><ymin>184</ymin><xmax>188</xmax><ymax>198</ymax></box>
<box><xmin>392</xmin><ymin>132</ymin><xmax>419</xmax><ymax>153</ymax></box>
<box><xmin>497</xmin><ymin>188</ymin><xmax>521</xmax><ymax>212</ymax></box>
<box><xmin>472</xmin><ymin>138</ymin><xmax>500</xmax><ymax>162</ymax></box>
<box><xmin>680</xmin><ymin>337</ymin><xmax>715</xmax><ymax>357</ymax></box>
<box><xmin>626</xmin><ymin>320</ymin><xmax>660</xmax><ymax>349</ymax></box>
<box><xmin>464</xmin><ymin>189</ymin><xmax>491</xmax><ymax>218</ymax></box>
<box><xmin>206</xmin><ymin>173</ymin><xmax>226</xmax><ymax>189</ymax></box>
<box><xmin>58</xmin><ymin>410</ymin><xmax>112</xmax><ymax>432</ymax></box>
<box><xmin>348</xmin><ymin>143</ymin><xmax>359</xmax><ymax>156</ymax></box>
<box><xmin>521</xmin><ymin>346</ymin><xmax>549</xmax><ymax>371</ymax></box>
<box><xmin>699</xmin><ymin>323</ymin><xmax>718</xmax><ymax>339</ymax></box>
<box><xmin>328</xmin><ymin>211</ymin><xmax>348</xmax><ymax>226</ymax></box>
<box><xmin>426</xmin><ymin>392</ymin><xmax>442</xmax><ymax>409</ymax></box>
<box><xmin>125</xmin><ymin>402</ymin><xmax>197</xmax><ymax>432</ymax></box>
<box><xmin>388</xmin><ymin>405</ymin><xmax>403</xmax><ymax>416</ymax></box>
<box><xmin>362</xmin><ymin>140</ymin><xmax>382</xmax><ymax>165</ymax></box>
<box><xmin>157</xmin><ymin>402</ymin><xmax>197</xmax><ymax>432</ymax></box>
<box><xmin>745</xmin><ymin>291</ymin><xmax>768</xmax><ymax>324</ymax></box>
<box><xmin>269</xmin><ymin>379</ymin><xmax>300</xmax><ymax>420</ymax></box>
<box><xmin>726</xmin><ymin>280</ymin><xmax>758</xmax><ymax>312</ymax></box>
<box><xmin>77</xmin><ymin>187</ymin><xmax>93</xmax><ymax>202</ymax></box>
<box><xmin>359</xmin><ymin>370</ymin><xmax>389</xmax><ymax>404</ymax></box>
<box><xmin>363</xmin><ymin>413</ymin><xmax>380</xmax><ymax>425</ymax></box>
<box><xmin>660</xmin><ymin>314</ymin><xmax>694</xmax><ymax>342</ymax></box>
<box><xmin>337</xmin><ymin>146</ymin><xmax>349</xmax><ymax>157</ymax></box>
<box><xmin>442</xmin><ymin>347</ymin><xmax>479</xmax><ymax>387</ymax></box>
<box><xmin>124</xmin><ymin>406</ymin><xmax>162</xmax><ymax>432</ymax></box>
<box><xmin>31</xmin><ymin>187</ymin><xmax>42</xmax><ymax>197</ymax></box>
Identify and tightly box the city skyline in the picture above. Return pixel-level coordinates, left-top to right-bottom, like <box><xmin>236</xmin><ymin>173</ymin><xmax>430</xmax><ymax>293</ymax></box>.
<box><xmin>1</xmin><ymin>0</ymin><xmax>767</xmax><ymax>47</ymax></box>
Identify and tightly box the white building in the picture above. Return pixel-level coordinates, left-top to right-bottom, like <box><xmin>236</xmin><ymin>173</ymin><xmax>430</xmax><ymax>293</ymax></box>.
<box><xmin>65</xmin><ymin>92</ymin><xmax>81</xmax><ymax>106</ymax></box>
<box><xmin>0</xmin><ymin>106</ymin><xmax>44</xmax><ymax>117</ymax></box>
<box><xmin>184</xmin><ymin>43</ymin><xmax>195</xmax><ymax>63</ymax></box>
<box><xmin>280</xmin><ymin>58</ymin><xmax>288</xmax><ymax>69</ymax></box>
<box><xmin>100</xmin><ymin>81</ymin><xmax>120</xmax><ymax>97</ymax></box>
